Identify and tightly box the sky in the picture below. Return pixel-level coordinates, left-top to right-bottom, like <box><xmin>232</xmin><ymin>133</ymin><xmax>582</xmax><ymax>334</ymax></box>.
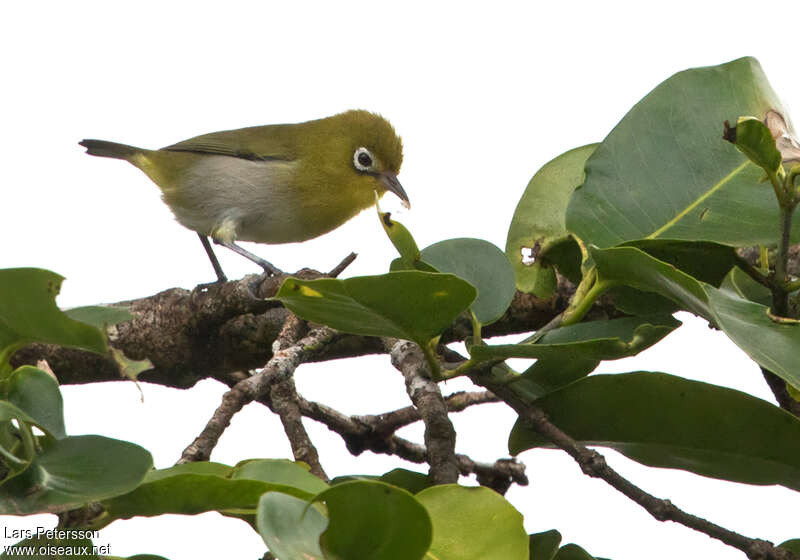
<box><xmin>2</xmin><ymin>1</ymin><xmax>800</xmax><ymax>558</ymax></box>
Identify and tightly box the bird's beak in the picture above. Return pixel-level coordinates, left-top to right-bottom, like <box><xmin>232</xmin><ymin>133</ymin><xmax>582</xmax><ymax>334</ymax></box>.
<box><xmin>380</xmin><ymin>171</ymin><xmax>410</xmax><ymax>209</ymax></box>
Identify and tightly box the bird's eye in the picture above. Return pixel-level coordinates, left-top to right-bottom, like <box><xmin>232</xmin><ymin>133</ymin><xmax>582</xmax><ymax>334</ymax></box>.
<box><xmin>353</xmin><ymin>147</ymin><xmax>374</xmax><ymax>172</ymax></box>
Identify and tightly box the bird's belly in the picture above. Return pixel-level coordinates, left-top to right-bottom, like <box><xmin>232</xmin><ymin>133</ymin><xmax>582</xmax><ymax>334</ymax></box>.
<box><xmin>159</xmin><ymin>155</ymin><xmax>308</xmax><ymax>243</ymax></box>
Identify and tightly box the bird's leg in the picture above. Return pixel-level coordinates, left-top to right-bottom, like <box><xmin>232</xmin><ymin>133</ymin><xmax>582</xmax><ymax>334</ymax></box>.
<box><xmin>214</xmin><ymin>239</ymin><xmax>283</xmax><ymax>276</ymax></box>
<box><xmin>198</xmin><ymin>234</ymin><xmax>228</xmax><ymax>283</ymax></box>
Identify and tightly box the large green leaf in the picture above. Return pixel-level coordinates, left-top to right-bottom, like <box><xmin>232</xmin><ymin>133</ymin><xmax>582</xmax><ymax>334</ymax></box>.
<box><xmin>0</xmin><ymin>435</ymin><xmax>152</xmax><ymax>514</ymax></box>
<box><xmin>0</xmin><ymin>268</ymin><xmax>107</xmax><ymax>361</ymax></box>
<box><xmin>590</xmin><ymin>246</ymin><xmax>710</xmax><ymax>317</ymax></box>
<box><xmin>506</xmin><ymin>145</ymin><xmax>597</xmax><ymax>295</ymax></box>
<box><xmin>257</xmin><ymin>492</ymin><xmax>327</xmax><ymax>560</ymax></box>
<box><xmin>566</xmin><ymin>57</ymin><xmax>792</xmax><ymax>248</ymax></box>
<box><xmin>98</xmin><ymin>460</ymin><xmax>327</xmax><ymax>528</ymax></box>
<box><xmin>417</xmin><ymin>485</ymin><xmax>528</xmax><ymax>560</ymax></box>
<box><xmin>509</xmin><ymin>372</ymin><xmax>800</xmax><ymax>491</ymax></box>
<box><xmin>591</xmin><ymin>246</ymin><xmax>800</xmax><ymax>388</ymax></box>
<box><xmin>720</xmin><ymin>266</ymin><xmax>772</xmax><ymax>306</ymax></box>
<box><xmin>469</xmin><ymin>314</ymin><xmax>679</xmax><ymax>363</ymax></box>
<box><xmin>314</xmin><ymin>480</ymin><xmax>432</xmax><ymax>560</ymax></box>
<box><xmin>421</xmin><ymin>238</ymin><xmax>516</xmax><ymax>325</ymax></box>
<box><xmin>704</xmin><ymin>287</ymin><xmax>800</xmax><ymax>388</ymax></box>
<box><xmin>274</xmin><ymin>272</ymin><xmax>476</xmax><ymax>344</ymax></box>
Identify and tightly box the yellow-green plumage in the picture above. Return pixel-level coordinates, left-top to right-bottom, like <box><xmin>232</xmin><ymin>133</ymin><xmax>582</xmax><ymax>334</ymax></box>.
<box><xmin>80</xmin><ymin>110</ymin><xmax>406</xmax><ymax>248</ymax></box>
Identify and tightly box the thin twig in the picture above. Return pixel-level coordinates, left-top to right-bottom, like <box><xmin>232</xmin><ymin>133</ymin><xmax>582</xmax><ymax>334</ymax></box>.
<box><xmin>328</xmin><ymin>252</ymin><xmax>358</xmax><ymax>277</ymax></box>
<box><xmin>268</xmin><ymin>315</ymin><xmax>328</xmax><ymax>480</ymax></box>
<box><xmin>178</xmin><ymin>325</ymin><xmax>335</xmax><ymax>463</ymax></box>
<box><xmin>385</xmin><ymin>339</ymin><xmax>459</xmax><ymax>484</ymax></box>
<box><xmin>353</xmin><ymin>390</ymin><xmax>499</xmax><ymax>434</ymax></box>
<box><xmin>215</xmin><ymin>371</ymin><xmax>527</xmax><ymax>493</ymax></box>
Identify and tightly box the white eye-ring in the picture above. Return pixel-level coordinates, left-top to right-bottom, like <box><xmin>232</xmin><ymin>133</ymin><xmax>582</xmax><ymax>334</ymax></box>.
<box><xmin>353</xmin><ymin>147</ymin><xmax>375</xmax><ymax>172</ymax></box>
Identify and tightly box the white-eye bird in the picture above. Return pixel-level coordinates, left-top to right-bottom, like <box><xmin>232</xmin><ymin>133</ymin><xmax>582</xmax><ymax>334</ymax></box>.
<box><xmin>80</xmin><ymin>110</ymin><xmax>408</xmax><ymax>282</ymax></box>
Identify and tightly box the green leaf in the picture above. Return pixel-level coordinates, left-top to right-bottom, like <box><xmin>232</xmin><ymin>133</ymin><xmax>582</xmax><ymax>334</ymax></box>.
<box><xmin>724</xmin><ymin>115</ymin><xmax>782</xmax><ymax>175</ymax></box>
<box><xmin>417</xmin><ymin>485</ymin><xmax>528</xmax><ymax>560</ymax></box>
<box><xmin>0</xmin><ymin>435</ymin><xmax>152</xmax><ymax>514</ymax></box>
<box><xmin>314</xmin><ymin>480</ymin><xmax>432</xmax><ymax>560</ymax></box>
<box><xmin>0</xmin><ymin>535</ymin><xmax>97</xmax><ymax>559</ymax></box>
<box><xmin>778</xmin><ymin>539</ymin><xmax>800</xmax><ymax>554</ymax></box>
<box><xmin>509</xmin><ymin>372</ymin><xmax>800</xmax><ymax>491</ymax></box>
<box><xmin>720</xmin><ymin>266</ymin><xmax>772</xmax><ymax>306</ymax></box>
<box><xmin>566</xmin><ymin>57</ymin><xmax>792</xmax><ymax>247</ymax></box>
<box><xmin>378</xmin><ymin>209</ymin><xmax>421</xmax><ymax>269</ymax></box>
<box><xmin>274</xmin><ymin>272</ymin><xmax>476</xmax><ymax>344</ymax></box>
<box><xmin>529</xmin><ymin>530</ymin><xmax>561</xmax><ymax>560</ymax></box>
<box><xmin>590</xmin><ymin>246</ymin><xmax>710</xmax><ymax>317</ymax></box>
<box><xmin>257</xmin><ymin>492</ymin><xmax>327</xmax><ymax>560</ymax></box>
<box><xmin>703</xmin><ymin>286</ymin><xmax>800</xmax><ymax>389</ymax></box>
<box><xmin>518</xmin><ymin>358</ymin><xmax>600</xmax><ymax>400</ymax></box>
<box><xmin>64</xmin><ymin>305</ymin><xmax>133</xmax><ymax>329</ymax></box>
<box><xmin>506</xmin><ymin>145</ymin><xmax>597</xmax><ymax>295</ymax></box>
<box><xmin>592</xmin><ymin>246</ymin><xmax>800</xmax><ymax>389</ymax></box>
<box><xmin>624</xmin><ymin>240</ymin><xmax>737</xmax><ymax>286</ymax></box>
<box><xmin>110</xmin><ymin>348</ymin><xmax>153</xmax><ymax>382</ymax></box>
<box><xmin>99</xmin><ymin>460</ymin><xmax>326</xmax><ymax>528</ymax></box>
<box><xmin>379</xmin><ymin>468</ymin><xmax>433</xmax><ymax>494</ymax></box>
<box><xmin>554</xmin><ymin>544</ymin><xmax>598</xmax><ymax>560</ymax></box>
<box><xmin>0</xmin><ymin>268</ymin><xmax>107</xmax><ymax>361</ymax></box>
<box><xmin>6</xmin><ymin>366</ymin><xmax>66</xmax><ymax>439</ymax></box>
<box><xmin>421</xmin><ymin>238</ymin><xmax>516</xmax><ymax>324</ymax></box>
<box><xmin>469</xmin><ymin>314</ymin><xmax>680</xmax><ymax>363</ymax></box>
<box><xmin>231</xmin><ymin>458</ymin><xmax>329</xmax><ymax>496</ymax></box>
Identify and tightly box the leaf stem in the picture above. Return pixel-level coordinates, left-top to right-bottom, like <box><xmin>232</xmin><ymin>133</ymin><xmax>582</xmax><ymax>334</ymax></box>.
<box><xmin>17</xmin><ymin>419</ymin><xmax>36</xmax><ymax>461</ymax></box>
<box><xmin>560</xmin><ymin>268</ymin><xmax>616</xmax><ymax>327</ymax></box>
<box><xmin>420</xmin><ymin>341</ymin><xmax>444</xmax><ymax>382</ymax></box>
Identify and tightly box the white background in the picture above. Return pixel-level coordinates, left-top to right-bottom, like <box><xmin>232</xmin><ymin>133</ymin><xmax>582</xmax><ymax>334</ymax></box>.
<box><xmin>2</xmin><ymin>1</ymin><xmax>799</xmax><ymax>558</ymax></box>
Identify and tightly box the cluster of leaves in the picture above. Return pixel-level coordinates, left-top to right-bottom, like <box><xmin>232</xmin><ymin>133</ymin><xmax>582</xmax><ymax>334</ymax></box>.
<box><xmin>270</xmin><ymin>57</ymin><xmax>800</xmax><ymax>556</ymax></box>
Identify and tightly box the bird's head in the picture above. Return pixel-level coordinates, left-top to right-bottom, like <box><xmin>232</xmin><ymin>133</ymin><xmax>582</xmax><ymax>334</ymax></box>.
<box><xmin>304</xmin><ymin>110</ymin><xmax>409</xmax><ymax>208</ymax></box>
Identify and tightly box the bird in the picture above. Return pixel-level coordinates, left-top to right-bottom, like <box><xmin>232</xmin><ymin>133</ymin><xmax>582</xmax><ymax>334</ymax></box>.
<box><xmin>80</xmin><ymin>110</ymin><xmax>408</xmax><ymax>282</ymax></box>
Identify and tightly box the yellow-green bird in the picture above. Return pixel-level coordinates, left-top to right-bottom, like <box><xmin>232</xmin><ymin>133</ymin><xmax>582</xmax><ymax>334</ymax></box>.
<box><xmin>80</xmin><ymin>110</ymin><xmax>408</xmax><ymax>282</ymax></box>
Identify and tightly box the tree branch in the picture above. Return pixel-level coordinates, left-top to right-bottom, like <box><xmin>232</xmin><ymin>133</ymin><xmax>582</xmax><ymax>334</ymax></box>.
<box><xmin>385</xmin><ymin>339</ymin><xmax>459</xmax><ymax>484</ymax></box>
<box><xmin>178</xmin><ymin>323</ymin><xmax>335</xmax><ymax>463</ymax></box>
<box><xmin>10</xmin><ymin>274</ymin><xmax>587</xmax><ymax>388</ymax></box>
<box><xmin>267</xmin><ymin>315</ymin><xmax>327</xmax><ymax>480</ymax></box>
<box><xmin>474</xmin><ymin>369</ymin><xmax>798</xmax><ymax>560</ymax></box>
<box><xmin>217</xmin><ymin>370</ymin><xmax>527</xmax><ymax>493</ymax></box>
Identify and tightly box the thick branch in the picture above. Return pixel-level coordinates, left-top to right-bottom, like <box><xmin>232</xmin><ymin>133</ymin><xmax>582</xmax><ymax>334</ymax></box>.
<box><xmin>11</xmin><ymin>274</ymin><xmax>584</xmax><ymax>388</ymax></box>
<box><xmin>386</xmin><ymin>339</ymin><xmax>459</xmax><ymax>484</ymax></box>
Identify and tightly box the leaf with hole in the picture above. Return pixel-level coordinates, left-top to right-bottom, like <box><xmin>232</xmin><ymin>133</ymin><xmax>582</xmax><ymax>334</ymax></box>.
<box><xmin>506</xmin><ymin>144</ymin><xmax>597</xmax><ymax>295</ymax></box>
<box><xmin>0</xmin><ymin>268</ymin><xmax>107</xmax><ymax>362</ymax></box>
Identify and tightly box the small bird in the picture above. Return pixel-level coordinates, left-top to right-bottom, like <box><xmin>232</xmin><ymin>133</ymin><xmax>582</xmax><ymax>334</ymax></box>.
<box><xmin>80</xmin><ymin>110</ymin><xmax>408</xmax><ymax>282</ymax></box>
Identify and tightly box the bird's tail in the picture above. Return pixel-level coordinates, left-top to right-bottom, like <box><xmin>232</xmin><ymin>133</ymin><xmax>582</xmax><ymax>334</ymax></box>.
<box><xmin>79</xmin><ymin>139</ymin><xmax>141</xmax><ymax>160</ymax></box>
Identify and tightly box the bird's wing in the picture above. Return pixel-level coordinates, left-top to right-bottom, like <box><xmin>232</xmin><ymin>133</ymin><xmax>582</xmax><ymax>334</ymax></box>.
<box><xmin>162</xmin><ymin>124</ymin><xmax>296</xmax><ymax>162</ymax></box>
